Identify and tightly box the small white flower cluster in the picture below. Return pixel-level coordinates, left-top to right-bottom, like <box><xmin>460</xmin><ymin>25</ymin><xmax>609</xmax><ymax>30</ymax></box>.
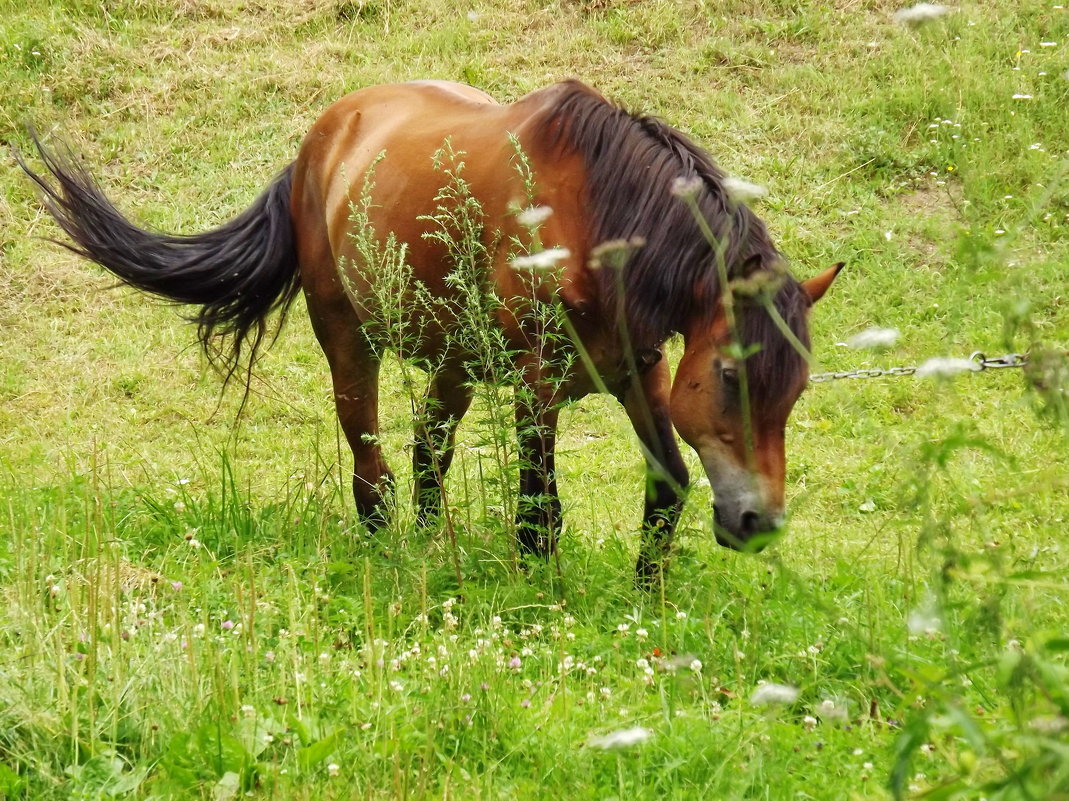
<box><xmin>749</xmin><ymin>681</ymin><xmax>800</xmax><ymax>707</ymax></box>
<box><xmin>516</xmin><ymin>205</ymin><xmax>553</xmax><ymax>228</ymax></box>
<box><xmin>670</xmin><ymin>175</ymin><xmax>703</xmax><ymax>198</ymax></box>
<box><xmin>722</xmin><ymin>176</ymin><xmax>769</xmax><ymax>204</ymax></box>
<box><xmin>893</xmin><ymin>3</ymin><xmax>951</xmax><ymax>26</ymax></box>
<box><xmin>915</xmin><ymin>356</ymin><xmax>980</xmax><ymax>378</ymax></box>
<box><xmin>442</xmin><ymin>596</ymin><xmax>459</xmax><ymax>630</ymax></box>
<box><xmin>845</xmin><ymin>327</ymin><xmax>900</xmax><ymax>350</ymax></box>
<box><xmin>908</xmin><ymin>601</ymin><xmax>944</xmax><ymax>636</ymax></box>
<box><xmin>511</xmin><ymin>247</ymin><xmax>571</xmax><ymax>272</ymax></box>
<box><xmin>588</xmin><ymin>726</ymin><xmax>653</xmax><ymax>749</ymax></box>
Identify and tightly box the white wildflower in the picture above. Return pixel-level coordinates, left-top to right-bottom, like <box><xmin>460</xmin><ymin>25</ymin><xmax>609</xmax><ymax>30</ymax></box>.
<box><xmin>908</xmin><ymin>599</ymin><xmax>943</xmax><ymax>634</ymax></box>
<box><xmin>723</xmin><ymin>176</ymin><xmax>769</xmax><ymax>204</ymax></box>
<box><xmin>327</xmin><ymin>763</ymin><xmax>340</xmax><ymax>777</ymax></box>
<box><xmin>516</xmin><ymin>205</ymin><xmax>553</xmax><ymax>227</ymax></box>
<box><xmin>893</xmin><ymin>3</ymin><xmax>951</xmax><ymax>26</ymax></box>
<box><xmin>589</xmin><ymin>237</ymin><xmax>645</xmax><ymax>271</ymax></box>
<box><xmin>846</xmin><ymin>327</ymin><xmax>900</xmax><ymax>350</ymax></box>
<box><xmin>670</xmin><ymin>175</ymin><xmax>702</xmax><ymax>198</ymax></box>
<box><xmin>511</xmin><ymin>247</ymin><xmax>571</xmax><ymax>271</ymax></box>
<box><xmin>689</xmin><ymin>659</ymin><xmax>703</xmax><ymax>673</ymax></box>
<box><xmin>803</xmin><ymin>715</ymin><xmax>818</xmax><ymax>730</ymax></box>
<box><xmin>1030</xmin><ymin>716</ymin><xmax>1069</xmax><ymax>734</ymax></box>
<box><xmin>915</xmin><ymin>356</ymin><xmax>980</xmax><ymax>378</ymax></box>
<box><xmin>587</xmin><ymin>726</ymin><xmax>654</xmax><ymax>749</ymax></box>
<box><xmin>750</xmin><ymin>682</ymin><xmax>800</xmax><ymax>706</ymax></box>
<box><xmin>818</xmin><ymin>698</ymin><xmax>850</xmax><ymax>721</ymax></box>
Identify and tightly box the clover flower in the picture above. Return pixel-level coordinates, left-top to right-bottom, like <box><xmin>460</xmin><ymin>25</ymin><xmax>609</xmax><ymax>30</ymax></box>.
<box><xmin>817</xmin><ymin>698</ymin><xmax>849</xmax><ymax>721</ymax></box>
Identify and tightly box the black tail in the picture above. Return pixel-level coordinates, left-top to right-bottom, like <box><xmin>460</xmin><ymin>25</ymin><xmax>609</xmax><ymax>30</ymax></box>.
<box><xmin>17</xmin><ymin>131</ymin><xmax>301</xmax><ymax>384</ymax></box>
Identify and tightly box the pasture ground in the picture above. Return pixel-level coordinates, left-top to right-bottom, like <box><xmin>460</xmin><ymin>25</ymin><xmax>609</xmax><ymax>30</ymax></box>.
<box><xmin>1</xmin><ymin>0</ymin><xmax>1068</xmax><ymax>798</ymax></box>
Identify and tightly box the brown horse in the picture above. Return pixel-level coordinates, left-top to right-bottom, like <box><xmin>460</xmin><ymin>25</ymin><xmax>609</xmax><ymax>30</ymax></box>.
<box><xmin>20</xmin><ymin>79</ymin><xmax>839</xmax><ymax>582</ymax></box>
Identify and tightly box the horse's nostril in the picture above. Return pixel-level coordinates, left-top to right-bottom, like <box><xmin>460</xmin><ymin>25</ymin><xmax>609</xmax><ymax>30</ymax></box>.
<box><xmin>740</xmin><ymin>511</ymin><xmax>762</xmax><ymax>535</ymax></box>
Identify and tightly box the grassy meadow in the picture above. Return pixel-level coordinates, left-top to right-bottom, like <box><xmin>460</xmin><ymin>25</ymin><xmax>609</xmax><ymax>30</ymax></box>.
<box><xmin>2</xmin><ymin>0</ymin><xmax>1069</xmax><ymax>798</ymax></box>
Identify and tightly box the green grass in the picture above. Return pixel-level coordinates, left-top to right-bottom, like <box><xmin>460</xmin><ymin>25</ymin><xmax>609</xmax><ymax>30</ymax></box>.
<box><xmin>2</xmin><ymin>0</ymin><xmax>1069</xmax><ymax>798</ymax></box>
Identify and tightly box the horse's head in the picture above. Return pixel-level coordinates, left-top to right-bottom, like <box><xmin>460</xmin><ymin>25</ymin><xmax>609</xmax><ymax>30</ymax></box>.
<box><xmin>670</xmin><ymin>263</ymin><xmax>841</xmax><ymax>551</ymax></box>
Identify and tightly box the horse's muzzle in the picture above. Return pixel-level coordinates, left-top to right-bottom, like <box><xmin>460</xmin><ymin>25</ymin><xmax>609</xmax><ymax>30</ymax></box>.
<box><xmin>712</xmin><ymin>504</ymin><xmax>783</xmax><ymax>552</ymax></box>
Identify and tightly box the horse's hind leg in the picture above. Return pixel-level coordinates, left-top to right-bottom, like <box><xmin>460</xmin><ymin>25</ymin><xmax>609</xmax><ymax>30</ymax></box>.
<box><xmin>317</xmin><ymin>320</ymin><xmax>395</xmax><ymax>530</ymax></box>
<box><xmin>301</xmin><ymin>269</ymin><xmax>394</xmax><ymax>530</ymax></box>
<box><xmin>413</xmin><ymin>366</ymin><xmax>473</xmax><ymax>526</ymax></box>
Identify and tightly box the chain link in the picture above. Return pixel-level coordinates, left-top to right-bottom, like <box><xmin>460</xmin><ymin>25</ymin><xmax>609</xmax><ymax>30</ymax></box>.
<box><xmin>809</xmin><ymin>351</ymin><xmax>1029</xmax><ymax>384</ymax></box>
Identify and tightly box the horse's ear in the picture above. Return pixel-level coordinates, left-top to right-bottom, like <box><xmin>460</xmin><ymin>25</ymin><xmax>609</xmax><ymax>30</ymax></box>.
<box><xmin>801</xmin><ymin>262</ymin><xmax>844</xmax><ymax>304</ymax></box>
<box><xmin>737</xmin><ymin>253</ymin><xmax>764</xmax><ymax>279</ymax></box>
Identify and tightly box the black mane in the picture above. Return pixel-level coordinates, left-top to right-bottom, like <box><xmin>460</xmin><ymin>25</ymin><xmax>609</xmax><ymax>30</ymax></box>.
<box><xmin>534</xmin><ymin>81</ymin><xmax>811</xmax><ymax>405</ymax></box>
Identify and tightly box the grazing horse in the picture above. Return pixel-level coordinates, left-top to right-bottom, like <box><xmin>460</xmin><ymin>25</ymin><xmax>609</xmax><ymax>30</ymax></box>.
<box><xmin>20</xmin><ymin>79</ymin><xmax>839</xmax><ymax>582</ymax></box>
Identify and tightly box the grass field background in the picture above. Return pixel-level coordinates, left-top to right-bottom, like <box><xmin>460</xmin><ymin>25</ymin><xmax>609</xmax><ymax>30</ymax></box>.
<box><xmin>2</xmin><ymin>0</ymin><xmax>1068</xmax><ymax>798</ymax></box>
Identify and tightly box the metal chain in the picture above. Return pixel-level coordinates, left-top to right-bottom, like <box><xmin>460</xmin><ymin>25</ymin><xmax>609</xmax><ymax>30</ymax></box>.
<box><xmin>809</xmin><ymin>351</ymin><xmax>1029</xmax><ymax>384</ymax></box>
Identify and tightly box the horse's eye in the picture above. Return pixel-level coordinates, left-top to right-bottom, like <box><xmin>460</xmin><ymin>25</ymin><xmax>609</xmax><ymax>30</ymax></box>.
<box><xmin>721</xmin><ymin>366</ymin><xmax>739</xmax><ymax>385</ymax></box>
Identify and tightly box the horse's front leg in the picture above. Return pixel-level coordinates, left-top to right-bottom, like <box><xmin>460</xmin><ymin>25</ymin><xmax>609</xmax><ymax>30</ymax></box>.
<box><xmin>514</xmin><ymin>386</ymin><xmax>562</xmax><ymax>558</ymax></box>
<box><xmin>622</xmin><ymin>353</ymin><xmax>690</xmax><ymax>586</ymax></box>
<box><xmin>413</xmin><ymin>367</ymin><xmax>473</xmax><ymax>526</ymax></box>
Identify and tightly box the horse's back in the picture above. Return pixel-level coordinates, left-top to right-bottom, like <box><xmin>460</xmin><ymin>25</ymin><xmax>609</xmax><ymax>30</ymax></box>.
<box><xmin>289</xmin><ymin>80</ymin><xmax>598</xmax><ymax>373</ymax></box>
<box><xmin>296</xmin><ymin>81</ymin><xmax>503</xmax><ymax>189</ymax></box>
<box><xmin>292</xmin><ymin>82</ymin><xmax>516</xmax><ymax>260</ymax></box>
